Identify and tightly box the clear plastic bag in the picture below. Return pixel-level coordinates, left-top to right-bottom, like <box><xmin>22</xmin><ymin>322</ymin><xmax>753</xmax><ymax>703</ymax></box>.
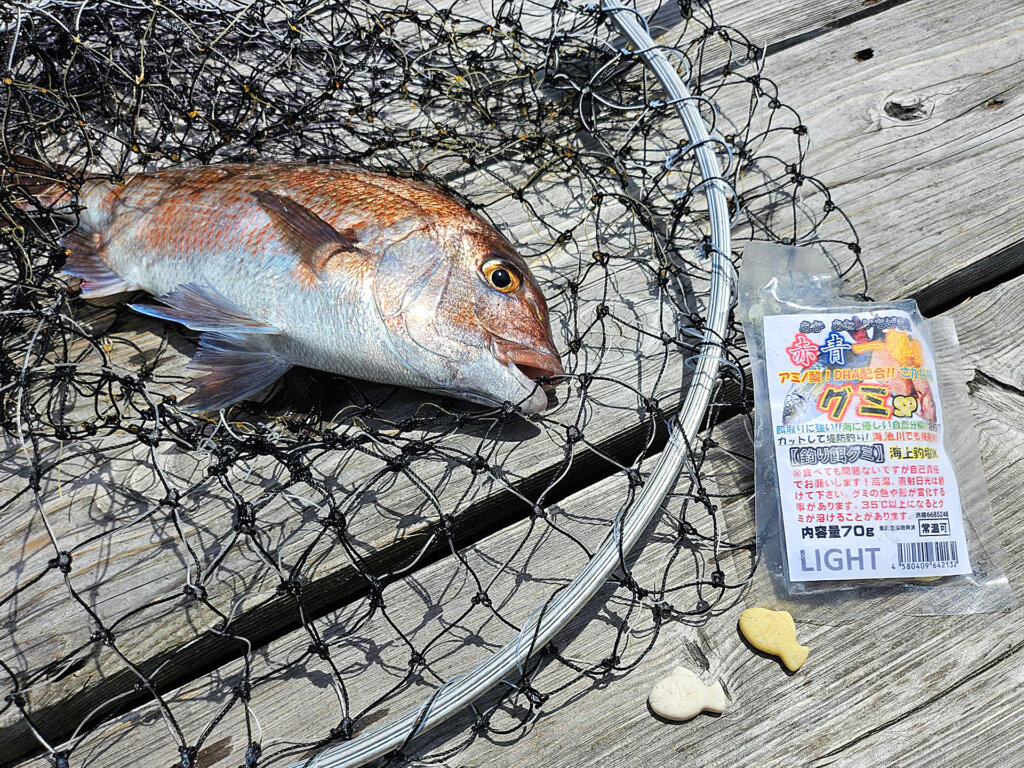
<box><xmin>738</xmin><ymin>242</ymin><xmax>1013</xmax><ymax>618</ymax></box>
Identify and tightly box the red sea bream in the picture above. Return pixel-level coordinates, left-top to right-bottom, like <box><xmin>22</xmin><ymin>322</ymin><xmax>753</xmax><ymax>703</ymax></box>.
<box><xmin>59</xmin><ymin>163</ymin><xmax>563</xmax><ymax>412</ymax></box>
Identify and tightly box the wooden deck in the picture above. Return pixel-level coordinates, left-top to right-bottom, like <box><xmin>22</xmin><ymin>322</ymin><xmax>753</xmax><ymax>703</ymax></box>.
<box><xmin>3</xmin><ymin>0</ymin><xmax>1023</xmax><ymax>766</ymax></box>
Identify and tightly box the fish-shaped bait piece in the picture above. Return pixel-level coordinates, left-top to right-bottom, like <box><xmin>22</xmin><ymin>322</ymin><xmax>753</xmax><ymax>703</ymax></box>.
<box><xmin>738</xmin><ymin>607</ymin><xmax>809</xmax><ymax>671</ymax></box>
<box><xmin>648</xmin><ymin>666</ymin><xmax>727</xmax><ymax>721</ymax></box>
<box><xmin>51</xmin><ymin>163</ymin><xmax>562</xmax><ymax>412</ymax></box>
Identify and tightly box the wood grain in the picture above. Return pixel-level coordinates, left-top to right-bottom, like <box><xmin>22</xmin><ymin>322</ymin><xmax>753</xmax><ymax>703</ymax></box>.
<box><xmin>4</xmin><ymin>0</ymin><xmax>1024</xmax><ymax>761</ymax></box>
<box><xmin>10</xmin><ymin>252</ymin><xmax>1023</xmax><ymax>768</ymax></box>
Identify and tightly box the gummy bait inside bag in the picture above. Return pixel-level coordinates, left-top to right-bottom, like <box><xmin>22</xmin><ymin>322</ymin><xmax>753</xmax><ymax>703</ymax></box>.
<box><xmin>739</xmin><ymin>242</ymin><xmax>1013</xmax><ymax>617</ymax></box>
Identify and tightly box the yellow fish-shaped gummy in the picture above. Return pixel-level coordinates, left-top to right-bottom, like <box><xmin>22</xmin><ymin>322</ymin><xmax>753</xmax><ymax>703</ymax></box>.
<box><xmin>738</xmin><ymin>607</ymin><xmax>809</xmax><ymax>671</ymax></box>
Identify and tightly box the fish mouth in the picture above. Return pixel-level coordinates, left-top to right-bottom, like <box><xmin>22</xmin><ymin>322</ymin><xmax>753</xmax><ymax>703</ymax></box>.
<box><xmin>505</xmin><ymin>348</ymin><xmax>564</xmax><ymax>383</ymax></box>
<box><xmin>495</xmin><ymin>344</ymin><xmax>564</xmax><ymax>384</ymax></box>
<box><xmin>489</xmin><ymin>340</ymin><xmax>563</xmax><ymax>414</ymax></box>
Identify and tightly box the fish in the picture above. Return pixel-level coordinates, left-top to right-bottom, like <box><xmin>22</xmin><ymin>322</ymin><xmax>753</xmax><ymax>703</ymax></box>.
<box><xmin>31</xmin><ymin>162</ymin><xmax>563</xmax><ymax>413</ymax></box>
<box><xmin>781</xmin><ymin>325</ymin><xmax>936</xmax><ymax>425</ymax></box>
<box><xmin>781</xmin><ymin>327</ymin><xmax>872</xmax><ymax>425</ymax></box>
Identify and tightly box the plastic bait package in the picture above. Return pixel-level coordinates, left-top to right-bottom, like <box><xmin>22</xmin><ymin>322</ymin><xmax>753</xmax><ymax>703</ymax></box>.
<box><xmin>738</xmin><ymin>242</ymin><xmax>1013</xmax><ymax>617</ymax></box>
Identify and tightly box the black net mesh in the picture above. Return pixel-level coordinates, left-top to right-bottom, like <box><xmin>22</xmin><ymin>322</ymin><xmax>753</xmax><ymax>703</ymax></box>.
<box><xmin>0</xmin><ymin>0</ymin><xmax>862</xmax><ymax>765</ymax></box>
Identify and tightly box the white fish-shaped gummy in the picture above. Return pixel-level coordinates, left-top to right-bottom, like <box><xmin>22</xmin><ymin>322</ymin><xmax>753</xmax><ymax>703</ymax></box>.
<box><xmin>648</xmin><ymin>666</ymin><xmax>727</xmax><ymax>721</ymax></box>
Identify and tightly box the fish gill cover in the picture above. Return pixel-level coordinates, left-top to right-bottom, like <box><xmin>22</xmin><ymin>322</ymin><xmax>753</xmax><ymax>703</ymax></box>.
<box><xmin>0</xmin><ymin>1</ymin><xmax>861</xmax><ymax>765</ymax></box>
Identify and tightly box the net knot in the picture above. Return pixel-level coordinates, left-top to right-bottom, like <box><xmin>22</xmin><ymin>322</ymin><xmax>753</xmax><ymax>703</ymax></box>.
<box><xmin>617</xmin><ymin>574</ymin><xmax>646</xmax><ymax>597</ymax></box>
<box><xmin>386</xmin><ymin>453</ymin><xmax>411</xmax><ymax>471</ymax></box>
<box><xmin>710</xmin><ymin>569</ymin><xmax>726</xmax><ymax>588</ymax></box>
<box><xmin>233</xmin><ymin>502</ymin><xmax>258</xmax><ymax>535</ymax></box>
<box><xmin>520</xmin><ymin>685</ymin><xmax>548</xmax><ymax>707</ymax></box>
<box><xmin>321</xmin><ymin>430</ymin><xmax>351</xmax><ymax>449</ymax></box>
<box><xmin>276</xmin><ymin>578</ymin><xmax>302</xmax><ymax>599</ymax></box>
<box><xmin>91</xmin><ymin>628</ymin><xmax>115</xmax><ymax>646</ymax></box>
<box><xmin>177</xmin><ymin>745</ymin><xmax>198</xmax><ymax>768</ymax></box>
<box><xmin>401</xmin><ymin>440</ymin><xmax>430</xmax><ymax>456</ymax></box>
<box><xmin>159</xmin><ymin>490</ymin><xmax>181</xmax><ymax>508</ymax></box>
<box><xmin>288</xmin><ymin>460</ymin><xmax>312</xmax><ymax>484</ymax></box>
<box><xmin>236</xmin><ymin>680</ymin><xmax>252</xmax><ymax>701</ymax></box>
<box><xmin>47</xmin><ymin>551</ymin><xmax>73</xmax><ymax>573</ymax></box>
<box><xmin>323</xmin><ymin>508</ymin><xmax>347</xmax><ymax>533</ymax></box>
<box><xmin>308</xmin><ymin>641</ymin><xmax>331</xmax><ymax>660</ymax></box>
<box><xmin>4</xmin><ymin>692</ymin><xmax>26</xmax><ymax>708</ymax></box>
<box><xmin>244</xmin><ymin>742</ymin><xmax>262</xmax><ymax>767</ymax></box>
<box><xmin>27</xmin><ymin>466</ymin><xmax>42</xmax><ymax>492</ymax></box>
<box><xmin>471</xmin><ymin>714</ymin><xmax>489</xmax><ymax>734</ymax></box>
<box><xmin>331</xmin><ymin>717</ymin><xmax>354</xmax><ymax>741</ymax></box>
<box><xmin>182</xmin><ymin>583</ymin><xmax>207</xmax><ymax>601</ymax></box>
<box><xmin>366</xmin><ymin>576</ymin><xmax>385</xmax><ymax>608</ymax></box>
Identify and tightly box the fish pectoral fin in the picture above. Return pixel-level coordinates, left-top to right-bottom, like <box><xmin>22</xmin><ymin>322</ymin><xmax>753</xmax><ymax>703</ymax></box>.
<box><xmin>178</xmin><ymin>332</ymin><xmax>291</xmax><ymax>412</ymax></box>
<box><xmin>252</xmin><ymin>190</ymin><xmax>360</xmax><ymax>275</ymax></box>
<box><xmin>129</xmin><ymin>282</ymin><xmax>278</xmax><ymax>334</ymax></box>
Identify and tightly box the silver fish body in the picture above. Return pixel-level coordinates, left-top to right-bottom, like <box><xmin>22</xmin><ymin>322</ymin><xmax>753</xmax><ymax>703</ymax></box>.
<box><xmin>62</xmin><ymin>163</ymin><xmax>563</xmax><ymax>412</ymax></box>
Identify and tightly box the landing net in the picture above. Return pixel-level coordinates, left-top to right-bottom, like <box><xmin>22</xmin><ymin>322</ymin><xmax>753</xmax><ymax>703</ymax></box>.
<box><xmin>0</xmin><ymin>1</ymin><xmax>861</xmax><ymax>766</ymax></box>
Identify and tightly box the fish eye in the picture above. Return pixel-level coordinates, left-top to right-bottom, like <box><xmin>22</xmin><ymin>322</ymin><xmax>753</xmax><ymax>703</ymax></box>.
<box><xmin>482</xmin><ymin>260</ymin><xmax>521</xmax><ymax>294</ymax></box>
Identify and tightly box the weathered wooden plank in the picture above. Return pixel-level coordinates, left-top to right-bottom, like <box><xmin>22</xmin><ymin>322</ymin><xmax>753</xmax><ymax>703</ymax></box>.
<box><xmin>6</xmin><ymin>0</ymin><xmax>1024</xmax><ymax>759</ymax></box>
<box><xmin>0</xmin><ymin>0</ymin><xmax>884</xmax><ymax>757</ymax></box>
<box><xmin>11</xmin><ymin>268</ymin><xmax>1023</xmax><ymax>768</ymax></box>
<box><xmin>753</xmin><ymin>0</ymin><xmax>1024</xmax><ymax>308</ymax></box>
<box><xmin>418</xmin><ymin>277</ymin><xmax>1024</xmax><ymax>768</ymax></box>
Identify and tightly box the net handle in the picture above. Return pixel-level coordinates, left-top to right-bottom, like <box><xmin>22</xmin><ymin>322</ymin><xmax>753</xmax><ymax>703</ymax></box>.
<box><xmin>289</xmin><ymin>3</ymin><xmax>734</xmax><ymax>765</ymax></box>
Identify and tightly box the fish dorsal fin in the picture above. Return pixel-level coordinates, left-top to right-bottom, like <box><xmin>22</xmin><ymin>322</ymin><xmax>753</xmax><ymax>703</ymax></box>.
<box><xmin>128</xmin><ymin>282</ymin><xmax>277</xmax><ymax>334</ymax></box>
<box><xmin>252</xmin><ymin>190</ymin><xmax>360</xmax><ymax>275</ymax></box>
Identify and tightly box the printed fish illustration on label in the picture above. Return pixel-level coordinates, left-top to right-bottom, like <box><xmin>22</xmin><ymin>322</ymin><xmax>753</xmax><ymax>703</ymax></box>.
<box><xmin>780</xmin><ymin>323</ymin><xmax>936</xmax><ymax>425</ymax></box>
<box><xmin>39</xmin><ymin>163</ymin><xmax>563</xmax><ymax>412</ymax></box>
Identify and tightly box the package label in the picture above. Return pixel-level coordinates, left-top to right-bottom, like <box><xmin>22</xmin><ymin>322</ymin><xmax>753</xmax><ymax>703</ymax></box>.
<box><xmin>763</xmin><ymin>309</ymin><xmax>972</xmax><ymax>581</ymax></box>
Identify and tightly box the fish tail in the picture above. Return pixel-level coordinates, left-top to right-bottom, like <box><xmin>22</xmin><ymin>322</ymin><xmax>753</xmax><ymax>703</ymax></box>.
<box><xmin>62</xmin><ymin>214</ymin><xmax>138</xmax><ymax>299</ymax></box>
<box><xmin>780</xmin><ymin>643</ymin><xmax>810</xmax><ymax>672</ymax></box>
<box><xmin>1</xmin><ymin>156</ymin><xmax>136</xmax><ymax>299</ymax></box>
<box><xmin>2</xmin><ymin>155</ymin><xmax>73</xmax><ymax>212</ymax></box>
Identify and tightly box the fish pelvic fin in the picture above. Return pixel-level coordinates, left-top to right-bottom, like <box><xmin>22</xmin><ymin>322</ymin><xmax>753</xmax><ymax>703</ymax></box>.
<box><xmin>178</xmin><ymin>332</ymin><xmax>292</xmax><ymax>412</ymax></box>
<box><xmin>129</xmin><ymin>282</ymin><xmax>278</xmax><ymax>334</ymax></box>
<box><xmin>252</xmin><ymin>190</ymin><xmax>361</xmax><ymax>278</ymax></box>
<box><xmin>63</xmin><ymin>227</ymin><xmax>140</xmax><ymax>298</ymax></box>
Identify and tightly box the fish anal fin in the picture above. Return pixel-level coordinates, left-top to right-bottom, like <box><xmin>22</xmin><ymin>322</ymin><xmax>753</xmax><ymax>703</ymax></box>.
<box><xmin>252</xmin><ymin>190</ymin><xmax>361</xmax><ymax>276</ymax></box>
<box><xmin>178</xmin><ymin>332</ymin><xmax>291</xmax><ymax>412</ymax></box>
<box><xmin>63</xmin><ymin>228</ymin><xmax>139</xmax><ymax>298</ymax></box>
<box><xmin>129</xmin><ymin>282</ymin><xmax>277</xmax><ymax>334</ymax></box>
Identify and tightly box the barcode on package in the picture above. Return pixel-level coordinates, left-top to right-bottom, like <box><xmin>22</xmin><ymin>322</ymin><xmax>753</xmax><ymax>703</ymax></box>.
<box><xmin>897</xmin><ymin>541</ymin><xmax>958</xmax><ymax>569</ymax></box>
